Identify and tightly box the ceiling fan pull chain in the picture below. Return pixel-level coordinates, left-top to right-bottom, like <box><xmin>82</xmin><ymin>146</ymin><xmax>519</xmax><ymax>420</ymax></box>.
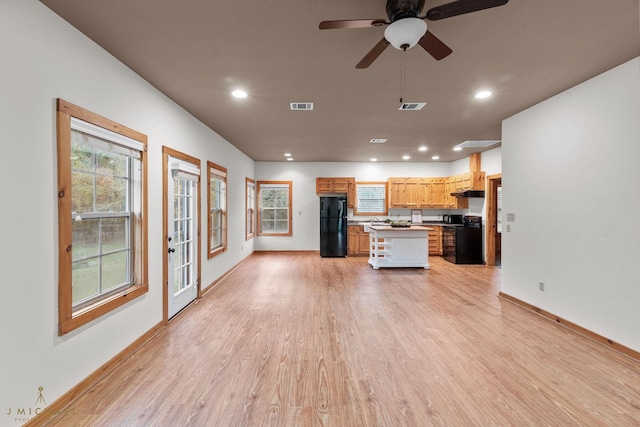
<box><xmin>399</xmin><ymin>49</ymin><xmax>406</xmax><ymax>103</ymax></box>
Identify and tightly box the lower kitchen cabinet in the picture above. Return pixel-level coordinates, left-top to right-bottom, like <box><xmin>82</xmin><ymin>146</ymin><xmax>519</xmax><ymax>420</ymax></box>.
<box><xmin>428</xmin><ymin>225</ymin><xmax>442</xmax><ymax>256</ymax></box>
<box><xmin>348</xmin><ymin>225</ymin><xmax>370</xmax><ymax>256</ymax></box>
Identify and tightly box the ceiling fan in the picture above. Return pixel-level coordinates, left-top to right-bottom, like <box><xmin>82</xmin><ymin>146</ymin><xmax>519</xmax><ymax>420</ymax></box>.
<box><xmin>319</xmin><ymin>0</ymin><xmax>509</xmax><ymax>68</ymax></box>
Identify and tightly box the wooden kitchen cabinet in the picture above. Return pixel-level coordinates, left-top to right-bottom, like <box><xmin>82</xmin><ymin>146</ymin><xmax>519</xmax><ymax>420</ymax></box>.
<box><xmin>428</xmin><ymin>225</ymin><xmax>442</xmax><ymax>255</ymax></box>
<box><xmin>348</xmin><ymin>225</ymin><xmax>360</xmax><ymax>255</ymax></box>
<box><xmin>444</xmin><ymin>178</ymin><xmax>468</xmax><ymax>209</ymax></box>
<box><xmin>426</xmin><ymin>178</ymin><xmax>446</xmax><ymax>208</ymax></box>
<box><xmin>388</xmin><ymin>178</ymin><xmax>406</xmax><ymax>208</ymax></box>
<box><xmin>388</xmin><ymin>178</ymin><xmax>420</xmax><ymax>208</ymax></box>
<box><xmin>358</xmin><ymin>230</ymin><xmax>370</xmax><ymax>256</ymax></box>
<box><xmin>347</xmin><ymin>225</ymin><xmax>370</xmax><ymax>256</ymax></box>
<box><xmin>418</xmin><ymin>179</ymin><xmax>432</xmax><ymax>206</ymax></box>
<box><xmin>316</xmin><ymin>177</ymin><xmax>356</xmax><ymax>208</ymax></box>
<box><xmin>387</xmin><ymin>172</ymin><xmax>485</xmax><ymax>210</ymax></box>
<box><xmin>347</xmin><ymin>179</ymin><xmax>356</xmax><ymax>208</ymax></box>
<box><xmin>316</xmin><ymin>177</ymin><xmax>333</xmax><ymax>193</ymax></box>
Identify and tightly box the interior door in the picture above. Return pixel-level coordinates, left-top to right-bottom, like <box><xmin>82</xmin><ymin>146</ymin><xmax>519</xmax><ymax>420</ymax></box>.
<box><xmin>167</xmin><ymin>156</ymin><xmax>199</xmax><ymax>318</ymax></box>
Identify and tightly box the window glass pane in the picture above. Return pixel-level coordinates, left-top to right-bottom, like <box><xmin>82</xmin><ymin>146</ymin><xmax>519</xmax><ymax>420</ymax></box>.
<box><xmin>96</xmin><ymin>150</ymin><xmax>127</xmax><ymax>177</ymax></box>
<box><xmin>96</xmin><ymin>176</ymin><xmax>127</xmax><ymax>212</ymax></box>
<box><xmin>72</xmin><ymin>171</ymin><xmax>94</xmax><ymax>214</ymax></box>
<box><xmin>72</xmin><ymin>219</ymin><xmax>100</xmax><ymax>260</ymax></box>
<box><xmin>72</xmin><ymin>259</ymin><xmax>100</xmax><ymax>304</ymax></box>
<box><xmin>102</xmin><ymin>217</ymin><xmax>128</xmax><ymax>252</ymax></box>
<box><xmin>274</xmin><ymin>220</ymin><xmax>288</xmax><ymax>232</ymax></box>
<box><xmin>211</xmin><ymin>228</ymin><xmax>220</xmax><ymax>247</ymax></box>
<box><xmin>173</xmin><ymin>265</ymin><xmax>182</xmax><ymax>294</ymax></box>
<box><xmin>275</xmin><ymin>208</ymin><xmax>288</xmax><ymax>220</ymax></box>
<box><xmin>261</xmin><ymin>219</ymin><xmax>274</xmax><ymax>232</ymax></box>
<box><xmin>71</xmin><ymin>139</ymin><xmax>93</xmax><ymax>172</ymax></box>
<box><xmin>102</xmin><ymin>251</ymin><xmax>128</xmax><ymax>292</ymax></box>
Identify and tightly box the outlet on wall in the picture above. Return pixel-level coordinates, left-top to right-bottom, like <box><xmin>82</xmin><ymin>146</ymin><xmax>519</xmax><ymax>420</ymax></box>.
<box><xmin>539</xmin><ymin>281</ymin><xmax>545</xmax><ymax>291</ymax></box>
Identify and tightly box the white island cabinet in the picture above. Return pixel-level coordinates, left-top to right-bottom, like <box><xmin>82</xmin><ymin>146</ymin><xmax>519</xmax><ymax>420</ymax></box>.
<box><xmin>367</xmin><ymin>225</ymin><xmax>433</xmax><ymax>269</ymax></box>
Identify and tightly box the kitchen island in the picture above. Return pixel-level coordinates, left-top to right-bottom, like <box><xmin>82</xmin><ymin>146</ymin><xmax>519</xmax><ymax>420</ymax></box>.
<box><xmin>367</xmin><ymin>225</ymin><xmax>433</xmax><ymax>269</ymax></box>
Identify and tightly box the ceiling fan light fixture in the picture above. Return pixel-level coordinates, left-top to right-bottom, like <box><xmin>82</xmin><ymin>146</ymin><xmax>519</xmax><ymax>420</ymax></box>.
<box><xmin>384</xmin><ymin>18</ymin><xmax>427</xmax><ymax>50</ymax></box>
<box><xmin>232</xmin><ymin>89</ymin><xmax>248</xmax><ymax>99</ymax></box>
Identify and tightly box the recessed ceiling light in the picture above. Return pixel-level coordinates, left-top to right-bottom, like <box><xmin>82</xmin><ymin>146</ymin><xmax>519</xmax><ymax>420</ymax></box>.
<box><xmin>286</xmin><ymin>158</ymin><xmax>293</xmax><ymax>161</ymax></box>
<box><xmin>402</xmin><ymin>155</ymin><xmax>410</xmax><ymax>160</ymax></box>
<box><xmin>284</xmin><ymin>153</ymin><xmax>291</xmax><ymax>157</ymax></box>
<box><xmin>232</xmin><ymin>89</ymin><xmax>248</xmax><ymax>98</ymax></box>
<box><xmin>474</xmin><ymin>90</ymin><xmax>492</xmax><ymax>99</ymax></box>
<box><xmin>418</xmin><ymin>146</ymin><xmax>428</xmax><ymax>152</ymax></box>
<box><xmin>453</xmin><ymin>147</ymin><xmax>463</xmax><ymax>151</ymax></box>
<box><xmin>370</xmin><ymin>158</ymin><xmax>378</xmax><ymax>162</ymax></box>
<box><xmin>432</xmin><ymin>155</ymin><xmax>440</xmax><ymax>160</ymax></box>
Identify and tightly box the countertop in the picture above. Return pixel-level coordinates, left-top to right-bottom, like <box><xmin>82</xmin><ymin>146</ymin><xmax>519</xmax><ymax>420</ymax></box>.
<box><xmin>348</xmin><ymin>221</ymin><xmax>458</xmax><ymax>226</ymax></box>
<box><xmin>368</xmin><ymin>225</ymin><xmax>434</xmax><ymax>231</ymax></box>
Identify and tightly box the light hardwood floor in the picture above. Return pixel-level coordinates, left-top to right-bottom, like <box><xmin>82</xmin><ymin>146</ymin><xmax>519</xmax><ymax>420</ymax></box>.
<box><xmin>42</xmin><ymin>253</ymin><xmax>640</xmax><ymax>426</ymax></box>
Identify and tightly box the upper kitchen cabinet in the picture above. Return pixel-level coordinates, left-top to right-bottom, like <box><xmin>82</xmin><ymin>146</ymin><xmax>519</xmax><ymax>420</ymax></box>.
<box><xmin>427</xmin><ymin>178</ymin><xmax>446</xmax><ymax>208</ymax></box>
<box><xmin>450</xmin><ymin>171</ymin><xmax>485</xmax><ymax>192</ymax></box>
<box><xmin>444</xmin><ymin>177</ymin><xmax>468</xmax><ymax>209</ymax></box>
<box><xmin>316</xmin><ymin>177</ymin><xmax>356</xmax><ymax>208</ymax></box>
<box><xmin>389</xmin><ymin>172</ymin><xmax>485</xmax><ymax>209</ymax></box>
<box><xmin>388</xmin><ymin>178</ymin><xmax>420</xmax><ymax>209</ymax></box>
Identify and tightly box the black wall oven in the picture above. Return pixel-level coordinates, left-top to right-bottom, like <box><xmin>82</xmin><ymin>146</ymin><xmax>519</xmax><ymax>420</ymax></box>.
<box><xmin>442</xmin><ymin>216</ymin><xmax>483</xmax><ymax>264</ymax></box>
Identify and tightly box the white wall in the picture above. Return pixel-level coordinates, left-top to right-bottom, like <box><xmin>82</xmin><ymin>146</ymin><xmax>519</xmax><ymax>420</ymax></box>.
<box><xmin>502</xmin><ymin>57</ymin><xmax>640</xmax><ymax>351</ymax></box>
<box><xmin>0</xmin><ymin>2</ymin><xmax>254</xmax><ymax>423</ymax></box>
<box><xmin>481</xmin><ymin>147</ymin><xmax>502</xmax><ymax>176</ymax></box>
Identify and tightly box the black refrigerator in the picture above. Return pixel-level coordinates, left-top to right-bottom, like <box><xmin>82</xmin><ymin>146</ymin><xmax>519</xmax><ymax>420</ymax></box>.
<box><xmin>320</xmin><ymin>196</ymin><xmax>347</xmax><ymax>257</ymax></box>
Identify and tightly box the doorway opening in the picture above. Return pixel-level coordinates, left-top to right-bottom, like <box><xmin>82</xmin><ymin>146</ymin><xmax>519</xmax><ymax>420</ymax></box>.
<box><xmin>486</xmin><ymin>174</ymin><xmax>502</xmax><ymax>267</ymax></box>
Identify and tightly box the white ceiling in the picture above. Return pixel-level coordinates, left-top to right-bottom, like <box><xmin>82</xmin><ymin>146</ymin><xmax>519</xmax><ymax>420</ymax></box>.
<box><xmin>40</xmin><ymin>0</ymin><xmax>640</xmax><ymax>162</ymax></box>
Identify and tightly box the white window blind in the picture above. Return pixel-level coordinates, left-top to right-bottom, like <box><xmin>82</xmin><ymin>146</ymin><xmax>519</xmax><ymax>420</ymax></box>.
<box><xmin>170</xmin><ymin>157</ymin><xmax>200</xmax><ymax>182</ymax></box>
<box><xmin>71</xmin><ymin>117</ymin><xmax>143</xmax><ymax>158</ymax></box>
<box><xmin>356</xmin><ymin>184</ymin><xmax>386</xmax><ymax>213</ymax></box>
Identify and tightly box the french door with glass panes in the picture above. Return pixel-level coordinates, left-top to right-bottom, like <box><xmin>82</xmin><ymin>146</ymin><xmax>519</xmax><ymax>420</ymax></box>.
<box><xmin>167</xmin><ymin>156</ymin><xmax>199</xmax><ymax>318</ymax></box>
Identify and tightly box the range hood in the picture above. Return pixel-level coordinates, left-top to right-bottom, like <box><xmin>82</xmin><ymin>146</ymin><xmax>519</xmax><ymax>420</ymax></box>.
<box><xmin>451</xmin><ymin>190</ymin><xmax>485</xmax><ymax>198</ymax></box>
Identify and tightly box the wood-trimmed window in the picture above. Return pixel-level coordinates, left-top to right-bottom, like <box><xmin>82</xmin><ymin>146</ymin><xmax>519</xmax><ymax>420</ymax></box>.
<box><xmin>354</xmin><ymin>182</ymin><xmax>388</xmax><ymax>216</ymax></box>
<box><xmin>207</xmin><ymin>161</ymin><xmax>227</xmax><ymax>258</ymax></box>
<box><xmin>257</xmin><ymin>181</ymin><xmax>292</xmax><ymax>236</ymax></box>
<box><xmin>56</xmin><ymin>99</ymin><xmax>148</xmax><ymax>335</ymax></box>
<box><xmin>246</xmin><ymin>178</ymin><xmax>255</xmax><ymax>240</ymax></box>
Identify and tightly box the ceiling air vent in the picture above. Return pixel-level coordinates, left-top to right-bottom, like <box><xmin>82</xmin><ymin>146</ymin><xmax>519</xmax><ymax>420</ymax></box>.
<box><xmin>399</xmin><ymin>102</ymin><xmax>426</xmax><ymax>111</ymax></box>
<box><xmin>370</xmin><ymin>138</ymin><xmax>387</xmax><ymax>143</ymax></box>
<box><xmin>290</xmin><ymin>102</ymin><xmax>314</xmax><ymax>111</ymax></box>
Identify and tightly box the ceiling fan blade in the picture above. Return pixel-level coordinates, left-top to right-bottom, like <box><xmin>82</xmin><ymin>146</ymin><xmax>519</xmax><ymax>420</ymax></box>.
<box><xmin>356</xmin><ymin>38</ymin><xmax>390</xmax><ymax>69</ymax></box>
<box><xmin>319</xmin><ymin>19</ymin><xmax>388</xmax><ymax>30</ymax></box>
<box><xmin>417</xmin><ymin>31</ymin><xmax>452</xmax><ymax>60</ymax></box>
<box><xmin>425</xmin><ymin>0</ymin><xmax>508</xmax><ymax>21</ymax></box>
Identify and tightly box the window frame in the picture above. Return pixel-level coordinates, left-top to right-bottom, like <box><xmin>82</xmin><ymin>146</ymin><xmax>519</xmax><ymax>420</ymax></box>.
<box><xmin>354</xmin><ymin>181</ymin><xmax>388</xmax><ymax>216</ymax></box>
<box><xmin>57</xmin><ymin>99</ymin><xmax>148</xmax><ymax>335</ymax></box>
<box><xmin>246</xmin><ymin>178</ymin><xmax>256</xmax><ymax>240</ymax></box>
<box><xmin>256</xmin><ymin>181</ymin><xmax>292</xmax><ymax>236</ymax></box>
<box><xmin>207</xmin><ymin>161</ymin><xmax>227</xmax><ymax>259</ymax></box>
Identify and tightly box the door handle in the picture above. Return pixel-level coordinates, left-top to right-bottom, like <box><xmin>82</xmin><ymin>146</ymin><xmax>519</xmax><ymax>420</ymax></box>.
<box><xmin>168</xmin><ymin>248</ymin><xmax>175</xmax><ymax>253</ymax></box>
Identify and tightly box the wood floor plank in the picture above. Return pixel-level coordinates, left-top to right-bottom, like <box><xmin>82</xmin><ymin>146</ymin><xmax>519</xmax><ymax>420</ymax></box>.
<box><xmin>39</xmin><ymin>253</ymin><xmax>640</xmax><ymax>426</ymax></box>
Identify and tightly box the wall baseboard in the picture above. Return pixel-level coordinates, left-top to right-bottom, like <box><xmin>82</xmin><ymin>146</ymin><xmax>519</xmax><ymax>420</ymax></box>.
<box><xmin>498</xmin><ymin>292</ymin><xmax>640</xmax><ymax>361</ymax></box>
<box><xmin>25</xmin><ymin>322</ymin><xmax>164</xmax><ymax>426</ymax></box>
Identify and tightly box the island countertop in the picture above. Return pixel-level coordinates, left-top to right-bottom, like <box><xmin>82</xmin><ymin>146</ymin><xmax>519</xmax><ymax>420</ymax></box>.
<box><xmin>367</xmin><ymin>225</ymin><xmax>434</xmax><ymax>231</ymax></box>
